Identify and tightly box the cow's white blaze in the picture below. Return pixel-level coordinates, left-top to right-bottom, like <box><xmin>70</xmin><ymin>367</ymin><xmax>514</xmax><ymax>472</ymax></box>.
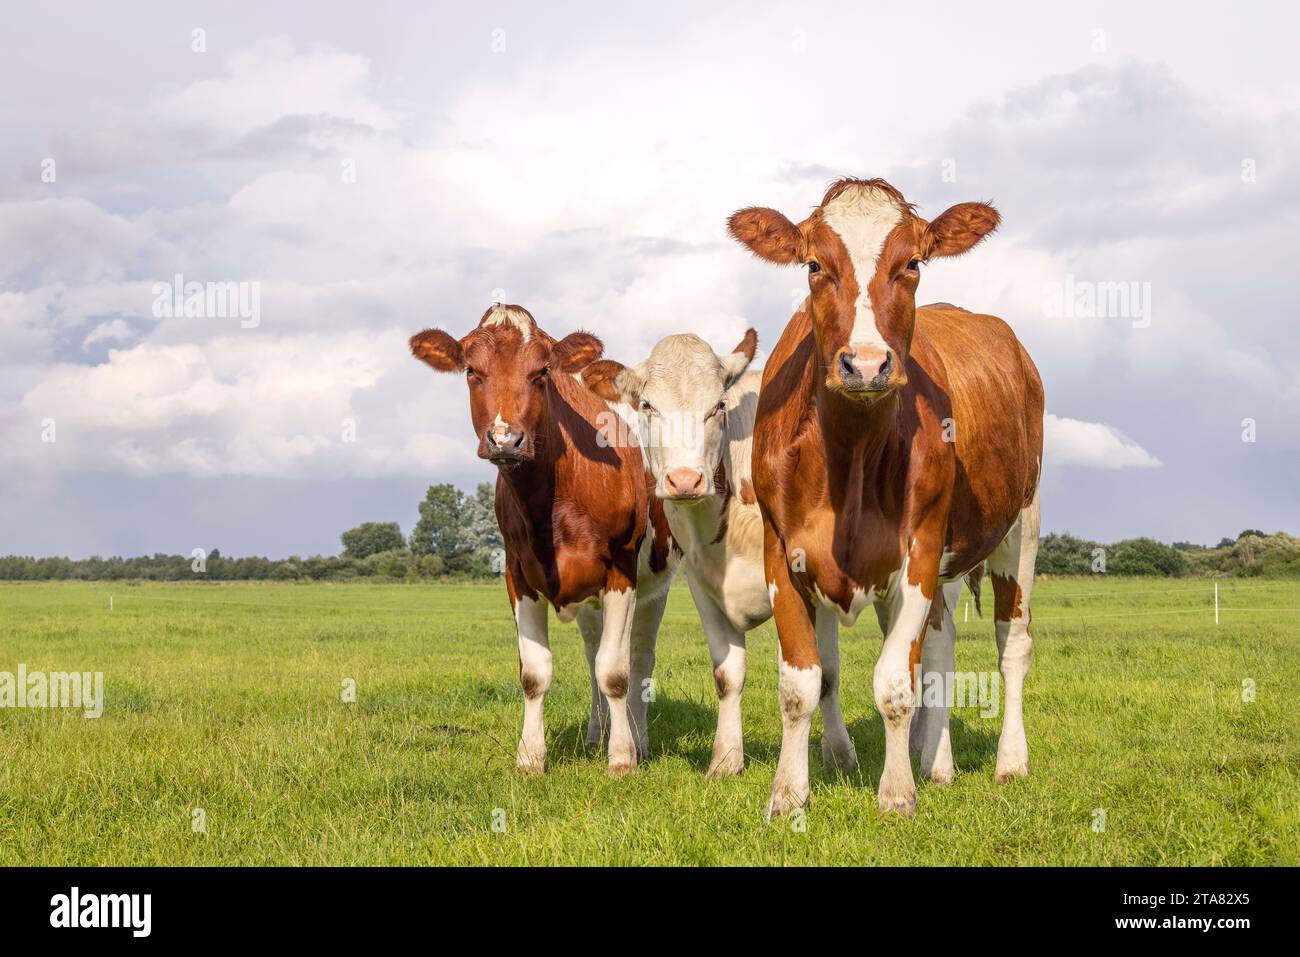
<box><xmin>821</xmin><ymin>185</ymin><xmax>903</xmax><ymax>352</ymax></box>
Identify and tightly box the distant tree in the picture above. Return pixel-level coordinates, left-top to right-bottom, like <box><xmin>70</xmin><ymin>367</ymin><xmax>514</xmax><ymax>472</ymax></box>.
<box><xmin>340</xmin><ymin>521</ymin><xmax>406</xmax><ymax>560</ymax></box>
<box><xmin>1108</xmin><ymin>538</ymin><xmax>1188</xmax><ymax>576</ymax></box>
<box><xmin>409</xmin><ymin>482</ymin><xmax>502</xmax><ymax>576</ymax></box>
<box><xmin>1237</xmin><ymin>529</ymin><xmax>1267</xmax><ymax>541</ymax></box>
<box><xmin>1035</xmin><ymin>532</ymin><xmax>1097</xmax><ymax>575</ymax></box>
<box><xmin>1216</xmin><ymin>537</ymin><xmax>1236</xmax><ymax>549</ymax></box>
<box><xmin>466</xmin><ymin>482</ymin><xmax>503</xmax><ymax>560</ymax></box>
<box><xmin>410</xmin><ymin>484</ymin><xmax>476</xmax><ymax>572</ymax></box>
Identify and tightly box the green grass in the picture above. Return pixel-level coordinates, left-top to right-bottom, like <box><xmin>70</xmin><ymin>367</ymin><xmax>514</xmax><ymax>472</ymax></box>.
<box><xmin>1</xmin><ymin>578</ymin><xmax>1296</xmax><ymax>865</ymax></box>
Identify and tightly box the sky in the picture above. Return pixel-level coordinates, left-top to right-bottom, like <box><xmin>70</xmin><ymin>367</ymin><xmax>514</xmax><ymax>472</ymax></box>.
<box><xmin>2</xmin><ymin>0</ymin><xmax>1298</xmax><ymax>558</ymax></box>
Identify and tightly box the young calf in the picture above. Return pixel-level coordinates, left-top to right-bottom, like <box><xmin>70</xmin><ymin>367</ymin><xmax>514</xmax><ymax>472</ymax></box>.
<box><xmin>410</xmin><ymin>304</ymin><xmax>674</xmax><ymax>775</ymax></box>
<box><xmin>583</xmin><ymin>331</ymin><xmax>858</xmax><ymax>778</ymax></box>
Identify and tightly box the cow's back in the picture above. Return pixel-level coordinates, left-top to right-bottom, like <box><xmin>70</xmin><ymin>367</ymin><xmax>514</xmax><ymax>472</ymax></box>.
<box><xmin>912</xmin><ymin>304</ymin><xmax>1044</xmax><ymax>573</ymax></box>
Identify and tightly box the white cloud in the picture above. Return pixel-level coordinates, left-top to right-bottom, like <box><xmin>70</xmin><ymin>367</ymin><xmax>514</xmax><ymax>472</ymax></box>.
<box><xmin>1044</xmin><ymin>413</ymin><xmax>1162</xmax><ymax>470</ymax></box>
<box><xmin>3</xmin><ymin>13</ymin><xmax>1298</xmax><ymax>551</ymax></box>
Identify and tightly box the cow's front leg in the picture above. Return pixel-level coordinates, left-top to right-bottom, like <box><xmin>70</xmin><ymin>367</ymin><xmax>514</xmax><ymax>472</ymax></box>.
<box><xmin>874</xmin><ymin>554</ymin><xmax>940</xmax><ymax>815</ymax></box>
<box><xmin>685</xmin><ymin>576</ymin><xmax>747</xmax><ymax>777</ymax></box>
<box><xmin>597</xmin><ymin>574</ymin><xmax>639</xmax><ymax>776</ymax></box>
<box><xmin>512</xmin><ymin>591</ymin><xmax>552</xmax><ymax>774</ymax></box>
<box><xmin>764</xmin><ymin>531</ymin><xmax>820</xmax><ymax>819</ymax></box>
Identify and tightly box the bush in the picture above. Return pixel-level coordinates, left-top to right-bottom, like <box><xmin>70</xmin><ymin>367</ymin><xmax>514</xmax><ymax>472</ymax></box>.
<box><xmin>1107</xmin><ymin>538</ymin><xmax>1188</xmax><ymax>576</ymax></box>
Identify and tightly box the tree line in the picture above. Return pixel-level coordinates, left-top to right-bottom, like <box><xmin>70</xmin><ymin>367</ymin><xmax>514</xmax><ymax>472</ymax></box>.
<box><xmin>0</xmin><ymin>493</ymin><xmax>1295</xmax><ymax>581</ymax></box>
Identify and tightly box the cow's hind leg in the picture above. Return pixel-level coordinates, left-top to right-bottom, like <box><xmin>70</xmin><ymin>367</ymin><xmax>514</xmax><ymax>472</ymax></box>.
<box><xmin>987</xmin><ymin>487</ymin><xmax>1040</xmax><ymax>783</ymax></box>
<box><xmin>910</xmin><ymin>579</ymin><xmax>962</xmax><ymax>784</ymax></box>
<box><xmin>576</xmin><ymin>604</ymin><xmax>609</xmax><ymax>750</ymax></box>
<box><xmin>815</xmin><ymin>606</ymin><xmax>858</xmax><ymax>773</ymax></box>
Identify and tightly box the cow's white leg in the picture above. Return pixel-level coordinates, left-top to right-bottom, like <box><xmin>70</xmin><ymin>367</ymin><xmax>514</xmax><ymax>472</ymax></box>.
<box><xmin>873</xmin><ymin>569</ymin><xmax>933</xmax><ymax>815</ymax></box>
<box><xmin>514</xmin><ymin>594</ymin><xmax>552</xmax><ymax>774</ymax></box>
<box><xmin>764</xmin><ymin>539</ymin><xmax>820</xmax><ymax>818</ymax></box>
<box><xmin>576</xmin><ymin>603</ymin><xmax>608</xmax><ymax>750</ymax></box>
<box><xmin>988</xmin><ymin>487</ymin><xmax>1040</xmax><ymax>783</ymax></box>
<box><xmin>596</xmin><ymin>585</ymin><xmax>638</xmax><ymax>775</ymax></box>
<box><xmin>629</xmin><ymin>580</ymin><xmax>668</xmax><ymax>759</ymax></box>
<box><xmin>911</xmin><ymin>579</ymin><xmax>962</xmax><ymax>784</ymax></box>
<box><xmin>685</xmin><ymin>576</ymin><xmax>747</xmax><ymax>777</ymax></box>
<box><xmin>815</xmin><ymin>605</ymin><xmax>858</xmax><ymax>773</ymax></box>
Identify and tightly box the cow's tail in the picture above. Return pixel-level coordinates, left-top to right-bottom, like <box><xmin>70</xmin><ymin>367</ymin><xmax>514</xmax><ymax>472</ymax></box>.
<box><xmin>964</xmin><ymin>563</ymin><xmax>984</xmax><ymax>618</ymax></box>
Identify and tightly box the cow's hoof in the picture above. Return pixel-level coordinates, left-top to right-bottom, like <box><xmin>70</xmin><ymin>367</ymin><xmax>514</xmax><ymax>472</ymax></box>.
<box><xmin>922</xmin><ymin>764</ymin><xmax>955</xmax><ymax>786</ymax></box>
<box><xmin>607</xmin><ymin>759</ymin><xmax>637</xmax><ymax>778</ymax></box>
<box><xmin>706</xmin><ymin>746</ymin><xmax>745</xmax><ymax>778</ymax></box>
<box><xmin>764</xmin><ymin>787</ymin><xmax>808</xmax><ymax>822</ymax></box>
<box><xmin>877</xmin><ymin>785</ymin><xmax>916</xmax><ymax>816</ymax></box>
<box><xmin>820</xmin><ymin>737</ymin><xmax>859</xmax><ymax>774</ymax></box>
<box><xmin>995</xmin><ymin>762</ymin><xmax>1029</xmax><ymax>784</ymax></box>
<box><xmin>516</xmin><ymin>755</ymin><xmax>545</xmax><ymax>776</ymax></box>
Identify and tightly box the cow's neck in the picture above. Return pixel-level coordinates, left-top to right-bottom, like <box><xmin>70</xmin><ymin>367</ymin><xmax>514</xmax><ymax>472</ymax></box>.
<box><xmin>495</xmin><ymin>401</ymin><xmax>561</xmax><ymax>540</ymax></box>
<box><xmin>815</xmin><ymin>377</ymin><xmax>902</xmax><ymax>508</ymax></box>
<box><xmin>664</xmin><ymin>458</ymin><xmax>732</xmax><ymax>552</ymax></box>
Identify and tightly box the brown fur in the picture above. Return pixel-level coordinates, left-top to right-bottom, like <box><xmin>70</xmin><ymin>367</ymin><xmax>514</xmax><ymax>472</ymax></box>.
<box><xmin>731</xmin><ymin>180</ymin><xmax>1043</xmax><ymax>676</ymax></box>
<box><xmin>410</xmin><ymin>305</ymin><xmax>666</xmax><ymax>616</ymax></box>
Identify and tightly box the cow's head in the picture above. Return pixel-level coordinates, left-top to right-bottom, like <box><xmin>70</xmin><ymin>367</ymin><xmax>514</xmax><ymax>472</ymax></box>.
<box><xmin>728</xmin><ymin>178</ymin><xmax>998</xmax><ymax>401</ymax></box>
<box><xmin>582</xmin><ymin>330</ymin><xmax>757</xmax><ymax>501</ymax></box>
<box><xmin>409</xmin><ymin>304</ymin><xmax>603</xmax><ymax>469</ymax></box>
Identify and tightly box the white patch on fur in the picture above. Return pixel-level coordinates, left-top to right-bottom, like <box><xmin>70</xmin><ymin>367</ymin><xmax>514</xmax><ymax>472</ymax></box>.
<box><xmin>814</xmin><ymin>583</ymin><xmax>876</xmax><ymax>627</ymax></box>
<box><xmin>482</xmin><ymin>304</ymin><xmax>534</xmax><ymax>341</ymax></box>
<box><xmin>514</xmin><ymin>595</ymin><xmax>551</xmax><ymax>772</ymax></box>
<box><xmin>767</xmin><ymin>657</ymin><xmax>822</xmax><ymax>816</ymax></box>
<box><xmin>821</xmin><ymin>185</ymin><xmax>903</xmax><ymax>352</ymax></box>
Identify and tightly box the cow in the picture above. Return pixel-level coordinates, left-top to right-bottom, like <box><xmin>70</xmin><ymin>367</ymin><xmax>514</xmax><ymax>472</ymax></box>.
<box><xmin>727</xmin><ymin>178</ymin><xmax>1044</xmax><ymax>818</ymax></box>
<box><xmin>582</xmin><ymin>331</ymin><xmax>859</xmax><ymax>778</ymax></box>
<box><xmin>409</xmin><ymin>304</ymin><xmax>675</xmax><ymax>776</ymax></box>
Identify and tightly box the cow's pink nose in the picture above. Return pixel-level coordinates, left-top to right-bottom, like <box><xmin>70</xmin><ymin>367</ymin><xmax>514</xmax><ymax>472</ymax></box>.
<box><xmin>835</xmin><ymin>345</ymin><xmax>894</xmax><ymax>390</ymax></box>
<box><xmin>664</xmin><ymin>468</ymin><xmax>706</xmax><ymax>498</ymax></box>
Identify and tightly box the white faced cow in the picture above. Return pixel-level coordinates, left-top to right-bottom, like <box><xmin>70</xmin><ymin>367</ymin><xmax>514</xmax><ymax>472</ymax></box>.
<box><xmin>583</xmin><ymin>331</ymin><xmax>857</xmax><ymax>778</ymax></box>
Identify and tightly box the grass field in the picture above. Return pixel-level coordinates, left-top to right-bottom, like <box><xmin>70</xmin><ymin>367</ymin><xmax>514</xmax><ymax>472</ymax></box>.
<box><xmin>1</xmin><ymin>578</ymin><xmax>1296</xmax><ymax>866</ymax></box>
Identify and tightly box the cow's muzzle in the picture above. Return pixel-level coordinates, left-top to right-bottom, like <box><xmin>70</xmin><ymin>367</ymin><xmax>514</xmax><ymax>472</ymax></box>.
<box><xmin>832</xmin><ymin>344</ymin><xmax>902</xmax><ymax>395</ymax></box>
<box><xmin>483</xmin><ymin>426</ymin><xmax>529</xmax><ymax>466</ymax></box>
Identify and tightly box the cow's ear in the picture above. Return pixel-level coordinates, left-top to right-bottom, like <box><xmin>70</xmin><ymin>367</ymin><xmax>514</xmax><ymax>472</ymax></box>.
<box><xmin>727</xmin><ymin>207</ymin><xmax>805</xmax><ymax>265</ymax></box>
<box><xmin>552</xmin><ymin>331</ymin><xmax>604</xmax><ymax>372</ymax></box>
<box><xmin>920</xmin><ymin>202</ymin><xmax>1000</xmax><ymax>260</ymax></box>
<box><xmin>582</xmin><ymin>359</ymin><xmax>639</xmax><ymax>403</ymax></box>
<box><xmin>720</xmin><ymin>328</ymin><xmax>757</xmax><ymax>388</ymax></box>
<box><xmin>410</xmin><ymin>329</ymin><xmax>463</xmax><ymax>371</ymax></box>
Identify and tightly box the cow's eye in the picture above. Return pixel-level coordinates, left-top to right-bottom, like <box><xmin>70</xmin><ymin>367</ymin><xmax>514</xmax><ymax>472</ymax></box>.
<box><xmin>640</xmin><ymin>401</ymin><xmax>657</xmax><ymax>416</ymax></box>
<box><xmin>465</xmin><ymin>367</ymin><xmax>479</xmax><ymax>380</ymax></box>
<box><xmin>713</xmin><ymin>400</ymin><xmax>726</xmax><ymax>416</ymax></box>
<box><xmin>806</xmin><ymin>261</ymin><xmax>821</xmax><ymax>273</ymax></box>
<box><xmin>906</xmin><ymin>259</ymin><xmax>921</xmax><ymax>272</ymax></box>
<box><xmin>532</xmin><ymin>367</ymin><xmax>549</xmax><ymax>384</ymax></box>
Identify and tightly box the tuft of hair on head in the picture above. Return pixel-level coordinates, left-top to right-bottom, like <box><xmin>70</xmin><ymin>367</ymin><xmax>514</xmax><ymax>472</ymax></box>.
<box><xmin>819</xmin><ymin>177</ymin><xmax>917</xmax><ymax>216</ymax></box>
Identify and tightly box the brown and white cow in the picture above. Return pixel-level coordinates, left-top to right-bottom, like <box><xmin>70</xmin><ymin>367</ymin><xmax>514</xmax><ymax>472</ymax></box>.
<box><xmin>410</xmin><ymin>304</ymin><xmax>675</xmax><ymax>776</ymax></box>
<box><xmin>728</xmin><ymin>178</ymin><xmax>1044</xmax><ymax>817</ymax></box>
